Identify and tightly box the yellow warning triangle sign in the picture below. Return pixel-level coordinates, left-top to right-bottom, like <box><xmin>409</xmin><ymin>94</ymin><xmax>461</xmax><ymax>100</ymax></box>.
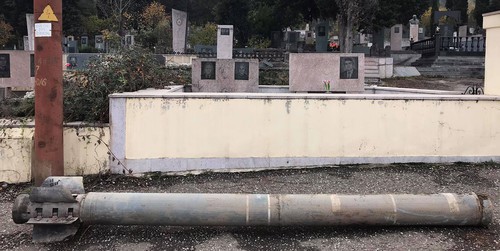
<box><xmin>38</xmin><ymin>5</ymin><xmax>58</xmax><ymax>22</ymax></box>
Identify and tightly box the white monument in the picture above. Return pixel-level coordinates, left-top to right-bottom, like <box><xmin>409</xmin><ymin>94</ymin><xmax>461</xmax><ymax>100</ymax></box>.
<box><xmin>390</xmin><ymin>24</ymin><xmax>403</xmax><ymax>50</ymax></box>
<box><xmin>172</xmin><ymin>9</ymin><xmax>187</xmax><ymax>53</ymax></box>
<box><xmin>25</xmin><ymin>14</ymin><xmax>35</xmax><ymax>51</ymax></box>
<box><xmin>217</xmin><ymin>25</ymin><xmax>233</xmax><ymax>59</ymax></box>
<box><xmin>95</xmin><ymin>35</ymin><xmax>105</xmax><ymax>51</ymax></box>
<box><xmin>409</xmin><ymin>15</ymin><xmax>420</xmax><ymax>42</ymax></box>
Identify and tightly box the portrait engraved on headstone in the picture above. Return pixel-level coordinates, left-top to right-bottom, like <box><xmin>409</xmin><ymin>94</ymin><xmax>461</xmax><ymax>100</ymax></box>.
<box><xmin>394</xmin><ymin>27</ymin><xmax>400</xmax><ymax>33</ymax></box>
<box><xmin>201</xmin><ymin>61</ymin><xmax>216</xmax><ymax>80</ymax></box>
<box><xmin>339</xmin><ymin>57</ymin><xmax>358</xmax><ymax>79</ymax></box>
<box><xmin>68</xmin><ymin>56</ymin><xmax>77</xmax><ymax>69</ymax></box>
<box><xmin>30</xmin><ymin>54</ymin><xmax>35</xmax><ymax>77</ymax></box>
<box><xmin>0</xmin><ymin>54</ymin><xmax>11</xmax><ymax>78</ymax></box>
<box><xmin>234</xmin><ymin>62</ymin><xmax>249</xmax><ymax>80</ymax></box>
<box><xmin>221</xmin><ymin>28</ymin><xmax>230</xmax><ymax>36</ymax></box>
<box><xmin>81</xmin><ymin>36</ymin><xmax>88</xmax><ymax>46</ymax></box>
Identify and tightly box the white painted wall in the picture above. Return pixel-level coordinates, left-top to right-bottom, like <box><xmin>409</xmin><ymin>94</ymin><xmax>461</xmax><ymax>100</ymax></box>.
<box><xmin>0</xmin><ymin>124</ymin><xmax>110</xmax><ymax>183</ymax></box>
<box><xmin>109</xmin><ymin>92</ymin><xmax>500</xmax><ymax>174</ymax></box>
<box><xmin>483</xmin><ymin>10</ymin><xmax>500</xmax><ymax>95</ymax></box>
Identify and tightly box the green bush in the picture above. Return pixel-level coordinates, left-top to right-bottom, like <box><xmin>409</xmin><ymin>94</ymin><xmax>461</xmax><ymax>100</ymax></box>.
<box><xmin>64</xmin><ymin>48</ymin><xmax>188</xmax><ymax>123</ymax></box>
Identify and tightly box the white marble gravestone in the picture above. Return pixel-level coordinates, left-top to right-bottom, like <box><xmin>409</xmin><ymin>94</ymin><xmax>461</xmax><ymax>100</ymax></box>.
<box><xmin>172</xmin><ymin>9</ymin><xmax>187</xmax><ymax>53</ymax></box>
<box><xmin>25</xmin><ymin>14</ymin><xmax>35</xmax><ymax>51</ymax></box>
<box><xmin>409</xmin><ymin>15</ymin><xmax>419</xmax><ymax>42</ymax></box>
<box><xmin>217</xmin><ymin>25</ymin><xmax>234</xmax><ymax>59</ymax></box>
<box><xmin>391</xmin><ymin>24</ymin><xmax>403</xmax><ymax>50</ymax></box>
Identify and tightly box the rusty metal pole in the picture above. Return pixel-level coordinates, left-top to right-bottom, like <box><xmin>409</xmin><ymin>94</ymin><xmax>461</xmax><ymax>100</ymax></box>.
<box><xmin>33</xmin><ymin>0</ymin><xmax>64</xmax><ymax>185</ymax></box>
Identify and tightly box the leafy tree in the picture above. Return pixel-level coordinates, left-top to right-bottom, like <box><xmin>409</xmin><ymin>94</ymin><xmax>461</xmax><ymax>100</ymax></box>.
<box><xmin>96</xmin><ymin>0</ymin><xmax>134</xmax><ymax>36</ymax></box>
<box><xmin>214</xmin><ymin>0</ymin><xmax>251</xmax><ymax>46</ymax></box>
<box><xmin>63</xmin><ymin>48</ymin><xmax>177</xmax><ymax>123</ymax></box>
<box><xmin>0</xmin><ymin>19</ymin><xmax>14</xmax><ymax>47</ymax></box>
<box><xmin>445</xmin><ymin>0</ymin><xmax>468</xmax><ymax>24</ymax></box>
<box><xmin>371</xmin><ymin>0</ymin><xmax>430</xmax><ymax>30</ymax></box>
<box><xmin>473</xmin><ymin>0</ymin><xmax>500</xmax><ymax>30</ymax></box>
<box><xmin>137</xmin><ymin>1</ymin><xmax>172</xmax><ymax>52</ymax></box>
<box><xmin>0</xmin><ymin>0</ymin><xmax>32</xmax><ymax>48</ymax></box>
<box><xmin>62</xmin><ymin>0</ymin><xmax>98</xmax><ymax>36</ymax></box>
<box><xmin>188</xmin><ymin>23</ymin><xmax>217</xmax><ymax>46</ymax></box>
<box><xmin>82</xmin><ymin>15</ymin><xmax>111</xmax><ymax>37</ymax></box>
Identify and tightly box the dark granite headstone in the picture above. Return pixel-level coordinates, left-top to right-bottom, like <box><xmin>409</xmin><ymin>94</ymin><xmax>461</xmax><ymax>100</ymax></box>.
<box><xmin>315</xmin><ymin>22</ymin><xmax>330</xmax><ymax>52</ymax></box>
<box><xmin>0</xmin><ymin>54</ymin><xmax>11</xmax><ymax>78</ymax></box>
<box><xmin>271</xmin><ymin>31</ymin><xmax>283</xmax><ymax>48</ymax></box>
<box><xmin>30</xmin><ymin>54</ymin><xmax>35</xmax><ymax>77</ymax></box>
<box><xmin>234</xmin><ymin>62</ymin><xmax>249</xmax><ymax>80</ymax></box>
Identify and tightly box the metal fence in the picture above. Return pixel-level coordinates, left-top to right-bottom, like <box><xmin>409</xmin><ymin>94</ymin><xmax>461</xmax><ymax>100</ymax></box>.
<box><xmin>166</xmin><ymin>49</ymin><xmax>286</xmax><ymax>62</ymax></box>
<box><xmin>410</xmin><ymin>35</ymin><xmax>485</xmax><ymax>57</ymax></box>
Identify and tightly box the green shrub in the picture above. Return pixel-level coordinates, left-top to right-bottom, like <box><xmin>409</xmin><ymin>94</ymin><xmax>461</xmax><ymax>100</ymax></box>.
<box><xmin>64</xmin><ymin>48</ymin><xmax>187</xmax><ymax>123</ymax></box>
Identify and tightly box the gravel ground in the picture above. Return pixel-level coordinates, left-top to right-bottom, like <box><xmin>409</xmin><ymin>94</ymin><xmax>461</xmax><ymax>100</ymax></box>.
<box><xmin>0</xmin><ymin>163</ymin><xmax>499</xmax><ymax>251</ymax></box>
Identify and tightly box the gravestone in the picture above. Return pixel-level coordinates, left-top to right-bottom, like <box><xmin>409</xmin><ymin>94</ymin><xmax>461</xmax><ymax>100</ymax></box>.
<box><xmin>124</xmin><ymin>35</ymin><xmax>134</xmax><ymax>47</ymax></box>
<box><xmin>95</xmin><ymin>35</ymin><xmax>105</xmax><ymax>51</ymax></box>
<box><xmin>285</xmin><ymin>31</ymin><xmax>299</xmax><ymax>52</ymax></box>
<box><xmin>315</xmin><ymin>22</ymin><xmax>329</xmax><ymax>52</ymax></box>
<box><xmin>0</xmin><ymin>51</ymin><xmax>35</xmax><ymax>90</ymax></box>
<box><xmin>305</xmin><ymin>31</ymin><xmax>314</xmax><ymax>45</ymax></box>
<box><xmin>459</xmin><ymin>25</ymin><xmax>468</xmax><ymax>38</ymax></box>
<box><xmin>390</xmin><ymin>24</ymin><xmax>403</xmax><ymax>50</ymax></box>
<box><xmin>65</xmin><ymin>53</ymin><xmax>100</xmax><ymax>70</ymax></box>
<box><xmin>63</xmin><ymin>36</ymin><xmax>78</xmax><ymax>53</ymax></box>
<box><xmin>289</xmin><ymin>53</ymin><xmax>365</xmax><ymax>93</ymax></box>
<box><xmin>372</xmin><ymin>28</ymin><xmax>390</xmax><ymax>56</ymax></box>
<box><xmin>409</xmin><ymin>15</ymin><xmax>420</xmax><ymax>42</ymax></box>
<box><xmin>81</xmin><ymin>36</ymin><xmax>89</xmax><ymax>48</ymax></box>
<box><xmin>217</xmin><ymin>25</ymin><xmax>233</xmax><ymax>59</ymax></box>
<box><xmin>271</xmin><ymin>31</ymin><xmax>283</xmax><ymax>48</ymax></box>
<box><xmin>418</xmin><ymin>27</ymin><xmax>425</xmax><ymax>40</ymax></box>
<box><xmin>438</xmin><ymin>25</ymin><xmax>454</xmax><ymax>37</ymax></box>
<box><xmin>25</xmin><ymin>14</ymin><xmax>35</xmax><ymax>51</ymax></box>
<box><xmin>172</xmin><ymin>9</ymin><xmax>188</xmax><ymax>53</ymax></box>
<box><xmin>191</xmin><ymin>58</ymin><xmax>259</xmax><ymax>92</ymax></box>
<box><xmin>0</xmin><ymin>54</ymin><xmax>11</xmax><ymax>78</ymax></box>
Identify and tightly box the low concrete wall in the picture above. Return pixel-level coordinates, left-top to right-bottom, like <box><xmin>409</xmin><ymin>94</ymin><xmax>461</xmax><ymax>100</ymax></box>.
<box><xmin>483</xmin><ymin>11</ymin><xmax>500</xmax><ymax>95</ymax></box>
<box><xmin>109</xmin><ymin>91</ymin><xmax>500</xmax><ymax>174</ymax></box>
<box><xmin>0</xmin><ymin>122</ymin><xmax>110</xmax><ymax>183</ymax></box>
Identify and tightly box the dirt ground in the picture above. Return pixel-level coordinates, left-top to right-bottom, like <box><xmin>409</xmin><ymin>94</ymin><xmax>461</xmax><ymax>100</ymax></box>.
<box><xmin>1</xmin><ymin>163</ymin><xmax>499</xmax><ymax>251</ymax></box>
<box><xmin>378</xmin><ymin>76</ymin><xmax>484</xmax><ymax>92</ymax></box>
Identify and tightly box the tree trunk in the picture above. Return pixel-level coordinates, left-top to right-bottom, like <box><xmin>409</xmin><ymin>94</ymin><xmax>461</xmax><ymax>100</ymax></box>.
<box><xmin>338</xmin><ymin>13</ymin><xmax>354</xmax><ymax>53</ymax></box>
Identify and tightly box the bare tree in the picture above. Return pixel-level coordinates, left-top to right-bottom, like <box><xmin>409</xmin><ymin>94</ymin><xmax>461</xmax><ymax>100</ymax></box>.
<box><xmin>335</xmin><ymin>0</ymin><xmax>378</xmax><ymax>53</ymax></box>
<box><xmin>96</xmin><ymin>0</ymin><xmax>133</xmax><ymax>36</ymax></box>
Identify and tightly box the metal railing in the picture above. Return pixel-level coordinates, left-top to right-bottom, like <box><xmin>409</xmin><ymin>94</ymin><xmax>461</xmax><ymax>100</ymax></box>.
<box><xmin>410</xmin><ymin>37</ymin><xmax>437</xmax><ymax>57</ymax></box>
<box><xmin>165</xmin><ymin>49</ymin><xmax>286</xmax><ymax>62</ymax></box>
<box><xmin>411</xmin><ymin>34</ymin><xmax>485</xmax><ymax>57</ymax></box>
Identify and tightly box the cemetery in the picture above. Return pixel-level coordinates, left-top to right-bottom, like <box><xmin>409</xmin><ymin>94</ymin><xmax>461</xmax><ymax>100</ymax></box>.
<box><xmin>3</xmin><ymin>13</ymin><xmax>500</xmax><ymax>183</ymax></box>
<box><xmin>1</xmin><ymin>1</ymin><xmax>500</xmax><ymax>183</ymax></box>
<box><xmin>0</xmin><ymin>1</ymin><xmax>500</xmax><ymax>249</ymax></box>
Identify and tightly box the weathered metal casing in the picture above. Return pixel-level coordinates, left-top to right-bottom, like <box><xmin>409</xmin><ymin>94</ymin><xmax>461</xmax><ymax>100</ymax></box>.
<box><xmin>79</xmin><ymin>193</ymin><xmax>492</xmax><ymax>226</ymax></box>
